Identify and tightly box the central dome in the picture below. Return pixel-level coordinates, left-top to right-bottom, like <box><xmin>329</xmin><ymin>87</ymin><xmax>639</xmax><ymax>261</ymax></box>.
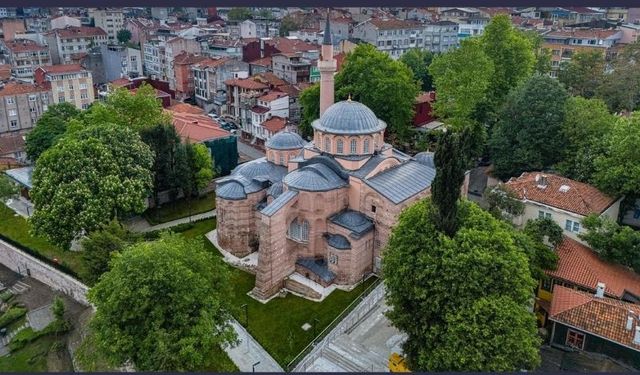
<box><xmin>313</xmin><ymin>100</ymin><xmax>386</xmax><ymax>135</ymax></box>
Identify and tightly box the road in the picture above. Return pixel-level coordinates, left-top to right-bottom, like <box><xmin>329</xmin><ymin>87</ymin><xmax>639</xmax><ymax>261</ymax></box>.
<box><xmin>237</xmin><ymin>138</ymin><xmax>265</xmax><ymax>161</ymax></box>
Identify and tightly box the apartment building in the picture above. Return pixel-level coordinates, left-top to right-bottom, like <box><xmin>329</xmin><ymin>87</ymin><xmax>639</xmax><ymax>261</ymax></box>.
<box><xmin>193</xmin><ymin>57</ymin><xmax>249</xmax><ymax>113</ymax></box>
<box><xmin>542</xmin><ymin>29</ymin><xmax>623</xmax><ymax>77</ymax></box>
<box><xmin>34</xmin><ymin>64</ymin><xmax>95</xmax><ymax>110</ymax></box>
<box><xmin>271</xmin><ymin>52</ymin><xmax>317</xmax><ymax>84</ymax></box>
<box><xmin>88</xmin><ymin>8</ymin><xmax>125</xmax><ymax>42</ymax></box>
<box><xmin>248</xmin><ymin>90</ymin><xmax>289</xmax><ymax>146</ymax></box>
<box><xmin>143</xmin><ymin>39</ymin><xmax>166</xmax><ymax>79</ymax></box>
<box><xmin>1</xmin><ymin>19</ymin><xmax>26</xmax><ymax>42</ymax></box>
<box><xmin>45</xmin><ymin>26</ymin><xmax>109</xmax><ymax>64</ymax></box>
<box><xmin>224</xmin><ymin>76</ymin><xmax>269</xmax><ymax>130</ymax></box>
<box><xmin>0</xmin><ymin>39</ymin><xmax>51</xmax><ymax>79</ymax></box>
<box><xmin>0</xmin><ymin>81</ymin><xmax>52</xmax><ymax>135</ymax></box>
<box><xmin>423</xmin><ymin>21</ymin><xmax>460</xmax><ymax>53</ymax></box>
<box><xmin>50</xmin><ymin>15</ymin><xmax>81</xmax><ymax>30</ymax></box>
<box><xmin>165</xmin><ymin>37</ymin><xmax>201</xmax><ymax>90</ymax></box>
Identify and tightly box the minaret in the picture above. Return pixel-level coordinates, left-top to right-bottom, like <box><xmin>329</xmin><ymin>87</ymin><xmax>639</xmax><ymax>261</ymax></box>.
<box><xmin>318</xmin><ymin>8</ymin><xmax>337</xmax><ymax>116</ymax></box>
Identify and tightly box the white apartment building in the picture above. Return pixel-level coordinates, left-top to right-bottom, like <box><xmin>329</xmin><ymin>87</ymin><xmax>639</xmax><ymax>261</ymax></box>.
<box><xmin>45</xmin><ymin>26</ymin><xmax>108</xmax><ymax>64</ymax></box>
<box><xmin>89</xmin><ymin>8</ymin><xmax>125</xmax><ymax>42</ymax></box>
<box><xmin>34</xmin><ymin>64</ymin><xmax>95</xmax><ymax>110</ymax></box>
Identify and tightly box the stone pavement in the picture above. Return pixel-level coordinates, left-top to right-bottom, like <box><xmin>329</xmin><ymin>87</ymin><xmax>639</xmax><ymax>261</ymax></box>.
<box><xmin>224</xmin><ymin>319</ymin><xmax>283</xmax><ymax>372</ymax></box>
<box><xmin>27</xmin><ymin>304</ymin><xmax>55</xmax><ymax>331</ymax></box>
<box><xmin>237</xmin><ymin>139</ymin><xmax>266</xmax><ymax>161</ymax></box>
<box><xmin>126</xmin><ymin>209</ymin><xmax>216</xmax><ymax>233</ymax></box>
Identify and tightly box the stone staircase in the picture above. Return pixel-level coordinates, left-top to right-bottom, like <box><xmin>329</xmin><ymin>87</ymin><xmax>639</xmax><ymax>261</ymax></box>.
<box><xmin>0</xmin><ymin>321</ymin><xmax>30</xmax><ymax>347</ymax></box>
<box><xmin>321</xmin><ymin>335</ymin><xmax>389</xmax><ymax>372</ymax></box>
<box><xmin>8</xmin><ymin>281</ymin><xmax>30</xmax><ymax>295</ymax></box>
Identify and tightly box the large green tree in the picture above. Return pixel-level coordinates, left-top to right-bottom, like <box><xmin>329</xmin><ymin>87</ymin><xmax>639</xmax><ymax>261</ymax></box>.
<box><xmin>0</xmin><ymin>175</ymin><xmax>18</xmax><ymax>201</ymax></box>
<box><xmin>555</xmin><ymin>97</ymin><xmax>615</xmax><ymax>182</ymax></box>
<box><xmin>88</xmin><ymin>234</ymin><xmax>237</xmax><ymax>371</ymax></box>
<box><xmin>593</xmin><ymin>112</ymin><xmax>640</xmax><ymax>198</ymax></box>
<box><xmin>299</xmin><ymin>44</ymin><xmax>419</xmax><ymax>144</ymax></box>
<box><xmin>140</xmin><ymin>123</ymin><xmax>182</xmax><ymax>204</ymax></box>
<box><xmin>24</xmin><ymin>102</ymin><xmax>81</xmax><ymax>161</ymax></box>
<box><xmin>580</xmin><ymin>214</ymin><xmax>640</xmax><ymax>273</ymax></box>
<box><xmin>279</xmin><ymin>15</ymin><xmax>301</xmax><ymax>37</ymax></box>
<box><xmin>400</xmin><ymin>48</ymin><xmax>434</xmax><ymax>92</ymax></box>
<box><xmin>480</xmin><ymin>14</ymin><xmax>535</xmax><ymax>116</ymax></box>
<box><xmin>596</xmin><ymin>41</ymin><xmax>640</xmax><ymax>113</ymax></box>
<box><xmin>117</xmin><ymin>29</ymin><xmax>132</xmax><ymax>44</ymax></box>
<box><xmin>81</xmin><ymin>220</ymin><xmax>139</xmax><ymax>285</ymax></box>
<box><xmin>30</xmin><ymin>123</ymin><xmax>153</xmax><ymax>247</ymax></box>
<box><xmin>558</xmin><ymin>51</ymin><xmax>605</xmax><ymax>98</ymax></box>
<box><xmin>489</xmin><ymin>74</ymin><xmax>569</xmax><ymax>179</ymax></box>
<box><xmin>383</xmin><ymin>199</ymin><xmax>540</xmax><ymax>371</ymax></box>
<box><xmin>298</xmin><ymin>84</ymin><xmax>320</xmax><ymax>138</ymax></box>
<box><xmin>429</xmin><ymin>39</ymin><xmax>494</xmax><ymax>124</ymax></box>
<box><xmin>227</xmin><ymin>7</ymin><xmax>252</xmax><ymax>21</ymax></box>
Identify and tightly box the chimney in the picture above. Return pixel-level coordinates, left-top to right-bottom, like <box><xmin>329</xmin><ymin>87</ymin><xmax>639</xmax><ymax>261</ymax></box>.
<box><xmin>635</xmin><ymin>326</ymin><xmax>640</xmax><ymax>345</ymax></box>
<box><xmin>595</xmin><ymin>282</ymin><xmax>605</xmax><ymax>298</ymax></box>
<box><xmin>626</xmin><ymin>314</ymin><xmax>634</xmax><ymax>331</ymax></box>
<box><xmin>537</xmin><ymin>174</ymin><xmax>548</xmax><ymax>188</ymax></box>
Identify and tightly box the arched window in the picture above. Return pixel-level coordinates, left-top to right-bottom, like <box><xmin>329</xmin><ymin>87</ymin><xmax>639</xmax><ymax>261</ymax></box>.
<box><xmin>350</xmin><ymin>138</ymin><xmax>357</xmax><ymax>154</ymax></box>
<box><xmin>363</xmin><ymin>138</ymin><xmax>370</xmax><ymax>153</ymax></box>
<box><xmin>337</xmin><ymin>139</ymin><xmax>344</xmax><ymax>154</ymax></box>
<box><xmin>324</xmin><ymin>137</ymin><xmax>331</xmax><ymax>152</ymax></box>
<box><xmin>289</xmin><ymin>219</ymin><xmax>310</xmax><ymax>242</ymax></box>
<box><xmin>279</xmin><ymin>153</ymin><xmax>284</xmax><ymax>165</ymax></box>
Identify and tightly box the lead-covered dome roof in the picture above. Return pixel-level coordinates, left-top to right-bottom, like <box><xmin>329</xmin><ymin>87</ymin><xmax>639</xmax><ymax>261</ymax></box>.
<box><xmin>312</xmin><ymin>100</ymin><xmax>386</xmax><ymax>135</ymax></box>
<box><xmin>265</xmin><ymin>131</ymin><xmax>306</xmax><ymax>150</ymax></box>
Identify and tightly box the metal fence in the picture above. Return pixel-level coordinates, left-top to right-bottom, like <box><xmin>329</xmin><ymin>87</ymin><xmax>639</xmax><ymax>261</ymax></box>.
<box><xmin>287</xmin><ymin>278</ymin><xmax>386</xmax><ymax>372</ymax></box>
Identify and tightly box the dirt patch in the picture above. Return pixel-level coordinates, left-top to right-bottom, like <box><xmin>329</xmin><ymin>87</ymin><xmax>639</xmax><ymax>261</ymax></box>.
<box><xmin>46</xmin><ymin>339</ymin><xmax>73</xmax><ymax>371</ymax></box>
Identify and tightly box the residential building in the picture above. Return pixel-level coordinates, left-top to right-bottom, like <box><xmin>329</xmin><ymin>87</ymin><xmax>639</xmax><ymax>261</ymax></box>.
<box><xmin>1</xmin><ymin>19</ymin><xmax>26</xmax><ymax>42</ymax></box>
<box><xmin>248</xmin><ymin>91</ymin><xmax>290</xmax><ymax>146</ymax></box>
<box><xmin>544</xmin><ymin>7</ymin><xmax>606</xmax><ymax>25</ymax></box>
<box><xmin>620</xmin><ymin>24</ymin><xmax>640</xmax><ymax>44</ymax></box>
<box><xmin>0</xmin><ymin>39</ymin><xmax>51</xmax><ymax>79</ymax></box>
<box><xmin>193</xmin><ymin>57</ymin><xmax>250</xmax><ymax>113</ymax></box>
<box><xmin>289</xmin><ymin>28</ymin><xmax>324</xmax><ymax>44</ymax></box>
<box><xmin>547</xmin><ymin>286</ymin><xmax>640</xmax><ymax>369</ymax></box>
<box><xmin>79</xmin><ymin>44</ymin><xmax>142</xmax><ymax>85</ymax></box>
<box><xmin>0</xmin><ymin>8</ymin><xmax>17</xmax><ymax>19</ymax></box>
<box><xmin>45</xmin><ymin>26</ymin><xmax>109</xmax><ymax>64</ymax></box>
<box><xmin>88</xmin><ymin>8</ymin><xmax>125</xmax><ymax>42</ymax></box>
<box><xmin>439</xmin><ymin>7</ymin><xmax>481</xmax><ymax>20</ymax></box>
<box><xmin>25</xmin><ymin>17</ymin><xmax>50</xmax><ymax>33</ymax></box>
<box><xmin>272</xmin><ymin>52</ymin><xmax>316</xmax><ymax>84</ymax></box>
<box><xmin>50</xmin><ymin>15</ymin><xmax>81</xmax><ymax>30</ymax></box>
<box><xmin>0</xmin><ymin>65</ymin><xmax>10</xmax><ymax>80</ymax></box>
<box><xmin>248</xmin><ymin>56</ymin><xmax>272</xmax><ymax>75</ymax></box>
<box><xmin>34</xmin><ymin>64</ymin><xmax>95</xmax><ymax>110</ymax></box>
<box><xmin>201</xmin><ymin>37</ymin><xmax>243</xmax><ymax>59</ymax></box>
<box><xmin>143</xmin><ymin>39</ymin><xmax>166</xmax><ymax>79</ymax></box>
<box><xmin>423</xmin><ymin>21</ymin><xmax>460</xmax><ymax>53</ymax></box>
<box><xmin>224</xmin><ymin>76</ymin><xmax>269</xmax><ymax>130</ymax></box>
<box><xmin>605</xmin><ymin>7</ymin><xmax>629</xmax><ymax>22</ymax></box>
<box><xmin>504</xmin><ymin>172</ymin><xmax>622</xmax><ymax>241</ymax></box>
<box><xmin>172</xmin><ymin>52</ymin><xmax>208</xmax><ymax>101</ymax></box>
<box><xmin>242</xmin><ymin>37</ymin><xmax>319</xmax><ymax>64</ymax></box>
<box><xmin>164</xmin><ymin>37</ymin><xmax>201</xmax><ymax>90</ymax></box>
<box><xmin>457</xmin><ymin>17</ymin><xmax>490</xmax><ymax>39</ymax></box>
<box><xmin>151</xmin><ymin>8</ymin><xmax>169</xmax><ymax>21</ymax></box>
<box><xmin>0</xmin><ymin>133</ymin><xmax>27</xmax><ymax>164</ymax></box>
<box><xmin>413</xmin><ymin>91</ymin><xmax>436</xmax><ymax>127</ymax></box>
<box><xmin>0</xmin><ymin>80</ymin><xmax>52</xmax><ymax>136</ymax></box>
<box><xmin>352</xmin><ymin>18</ymin><xmax>423</xmax><ymax>59</ymax></box>
<box><xmin>542</xmin><ymin>29</ymin><xmax>623</xmax><ymax>77</ymax></box>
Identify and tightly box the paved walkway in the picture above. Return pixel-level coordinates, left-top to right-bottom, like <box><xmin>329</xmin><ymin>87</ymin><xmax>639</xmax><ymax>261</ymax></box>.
<box><xmin>237</xmin><ymin>139</ymin><xmax>265</xmax><ymax>161</ymax></box>
<box><xmin>224</xmin><ymin>319</ymin><xmax>283</xmax><ymax>372</ymax></box>
<box><xmin>126</xmin><ymin>209</ymin><xmax>216</xmax><ymax>233</ymax></box>
<box><xmin>4</xmin><ymin>197</ymin><xmax>34</xmax><ymax>218</ymax></box>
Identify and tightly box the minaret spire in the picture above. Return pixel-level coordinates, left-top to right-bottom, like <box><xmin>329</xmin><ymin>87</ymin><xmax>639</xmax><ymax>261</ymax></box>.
<box><xmin>318</xmin><ymin>7</ymin><xmax>337</xmax><ymax>116</ymax></box>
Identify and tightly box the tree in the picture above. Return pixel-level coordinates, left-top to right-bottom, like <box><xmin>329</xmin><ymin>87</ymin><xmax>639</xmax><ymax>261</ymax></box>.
<box><xmin>81</xmin><ymin>220</ymin><xmax>139</xmax><ymax>285</ymax></box>
<box><xmin>24</xmin><ymin>102</ymin><xmax>81</xmax><ymax>161</ymax></box>
<box><xmin>517</xmin><ymin>218</ymin><xmax>561</xmax><ymax>280</ymax></box>
<box><xmin>522</xmin><ymin>30</ymin><xmax>551</xmax><ymax>75</ymax></box>
<box><xmin>484</xmin><ymin>184</ymin><xmax>525</xmax><ymax>220</ymax></box>
<box><xmin>298</xmin><ymin>84</ymin><xmax>320</xmax><ymax>138</ymax></box>
<box><xmin>489</xmin><ymin>74</ymin><xmax>569</xmax><ymax>179</ymax></box>
<box><xmin>140</xmin><ymin>124</ymin><xmax>182</xmax><ymax>204</ymax></box>
<box><xmin>400</xmin><ymin>48</ymin><xmax>434</xmax><ymax>92</ymax></box>
<box><xmin>117</xmin><ymin>29</ymin><xmax>132</xmax><ymax>45</ymax></box>
<box><xmin>188</xmin><ymin>143</ymin><xmax>214</xmax><ymax>194</ymax></box>
<box><xmin>52</xmin><ymin>296</ymin><xmax>65</xmax><ymax>320</ymax></box>
<box><xmin>279</xmin><ymin>15</ymin><xmax>300</xmax><ymax>37</ymax></box>
<box><xmin>30</xmin><ymin>123</ymin><xmax>153</xmax><ymax>247</ymax></box>
<box><xmin>87</xmin><ymin>234</ymin><xmax>237</xmax><ymax>371</ymax></box>
<box><xmin>429</xmin><ymin>39</ymin><xmax>494</xmax><ymax>124</ymax></box>
<box><xmin>0</xmin><ymin>175</ymin><xmax>18</xmax><ymax>201</ymax></box>
<box><xmin>480</xmin><ymin>15</ymin><xmax>535</xmax><ymax>114</ymax></box>
<box><xmin>596</xmin><ymin>42</ymin><xmax>640</xmax><ymax>113</ymax></box>
<box><xmin>383</xmin><ymin>199</ymin><xmax>539</xmax><ymax>371</ymax></box>
<box><xmin>580</xmin><ymin>214</ymin><xmax>640</xmax><ymax>273</ymax></box>
<box><xmin>83</xmin><ymin>84</ymin><xmax>172</xmax><ymax>133</ymax></box>
<box><xmin>174</xmin><ymin>143</ymin><xmax>194</xmax><ymax>201</ymax></box>
<box><xmin>227</xmin><ymin>7</ymin><xmax>252</xmax><ymax>21</ymax></box>
<box><xmin>558</xmin><ymin>51</ymin><xmax>605</xmax><ymax>98</ymax></box>
<box><xmin>430</xmin><ymin>296</ymin><xmax>540</xmax><ymax>371</ymax></box>
<box><xmin>555</xmin><ymin>97</ymin><xmax>615</xmax><ymax>182</ymax></box>
<box><xmin>593</xmin><ymin>112</ymin><xmax>640</xmax><ymax>198</ymax></box>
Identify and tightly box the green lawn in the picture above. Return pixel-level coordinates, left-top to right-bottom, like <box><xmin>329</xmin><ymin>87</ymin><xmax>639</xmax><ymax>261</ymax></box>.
<box><xmin>143</xmin><ymin>191</ymin><xmax>216</xmax><ymax>225</ymax></box>
<box><xmin>0</xmin><ymin>335</ymin><xmax>66</xmax><ymax>371</ymax></box>
<box><xmin>176</xmin><ymin>219</ymin><xmax>378</xmax><ymax>367</ymax></box>
<box><xmin>0</xmin><ymin>204</ymin><xmax>87</xmax><ymax>281</ymax></box>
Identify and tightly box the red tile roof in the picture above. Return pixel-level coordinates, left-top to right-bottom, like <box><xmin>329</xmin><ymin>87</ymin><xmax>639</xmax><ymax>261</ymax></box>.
<box><xmin>50</xmin><ymin>25</ymin><xmax>107</xmax><ymax>38</ymax></box>
<box><xmin>224</xmin><ymin>78</ymin><xmax>268</xmax><ymax>90</ymax></box>
<box><xmin>262</xmin><ymin>116</ymin><xmax>287</xmax><ymax>133</ymax></box>
<box><xmin>173</xmin><ymin>52</ymin><xmax>208</xmax><ymax>66</ymax></box>
<box><xmin>170</xmin><ymin>112</ymin><xmax>231</xmax><ymax>143</ymax></box>
<box><xmin>0</xmin><ymin>134</ymin><xmax>26</xmax><ymax>156</ymax></box>
<box><xmin>0</xmin><ymin>64</ymin><xmax>10</xmax><ymax>81</ymax></box>
<box><xmin>249</xmin><ymin>56</ymin><xmax>272</xmax><ymax>67</ymax></box>
<box><xmin>416</xmin><ymin>91</ymin><xmax>436</xmax><ymax>103</ymax></box>
<box><xmin>251</xmin><ymin>105</ymin><xmax>270</xmax><ymax>114</ymax></box>
<box><xmin>259</xmin><ymin>91</ymin><xmax>288</xmax><ymax>102</ymax></box>
<box><xmin>0</xmin><ymin>81</ymin><xmax>49</xmax><ymax>97</ymax></box>
<box><xmin>253</xmin><ymin>72</ymin><xmax>287</xmax><ymax>88</ymax></box>
<box><xmin>545</xmin><ymin>29</ymin><xmax>620</xmax><ymax>40</ymax></box>
<box><xmin>2</xmin><ymin>39</ymin><xmax>48</xmax><ymax>53</ymax></box>
<box><xmin>504</xmin><ymin>172</ymin><xmax>617</xmax><ymax>216</ymax></box>
<box><xmin>547</xmin><ymin>237</ymin><xmax>640</xmax><ymax>299</ymax></box>
<box><xmin>168</xmin><ymin>103</ymin><xmax>204</xmax><ymax>114</ymax></box>
<box><xmin>253</xmin><ymin>37</ymin><xmax>319</xmax><ymax>54</ymax></box>
<box><xmin>193</xmin><ymin>57</ymin><xmax>231</xmax><ymax>69</ymax></box>
<box><xmin>38</xmin><ymin>64</ymin><xmax>86</xmax><ymax>75</ymax></box>
<box><xmin>369</xmin><ymin>18</ymin><xmax>421</xmax><ymax>30</ymax></box>
<box><xmin>110</xmin><ymin>78</ymin><xmax>131</xmax><ymax>88</ymax></box>
<box><xmin>550</xmin><ymin>286</ymin><xmax>640</xmax><ymax>351</ymax></box>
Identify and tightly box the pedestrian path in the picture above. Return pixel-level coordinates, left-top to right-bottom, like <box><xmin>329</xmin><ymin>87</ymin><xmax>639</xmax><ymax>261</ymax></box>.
<box><xmin>223</xmin><ymin>319</ymin><xmax>283</xmax><ymax>372</ymax></box>
<box><xmin>127</xmin><ymin>209</ymin><xmax>216</xmax><ymax>233</ymax></box>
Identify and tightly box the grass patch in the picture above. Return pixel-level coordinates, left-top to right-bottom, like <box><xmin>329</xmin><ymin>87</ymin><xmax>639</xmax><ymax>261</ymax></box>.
<box><xmin>0</xmin><ymin>204</ymin><xmax>87</xmax><ymax>280</ymax></box>
<box><xmin>9</xmin><ymin>320</ymin><xmax>70</xmax><ymax>352</ymax></box>
<box><xmin>0</xmin><ymin>306</ymin><xmax>27</xmax><ymax>329</ymax></box>
<box><xmin>143</xmin><ymin>191</ymin><xmax>216</xmax><ymax>225</ymax></box>
<box><xmin>0</xmin><ymin>334</ymin><xmax>60</xmax><ymax>371</ymax></box>
<box><xmin>174</xmin><ymin>219</ymin><xmax>378</xmax><ymax>367</ymax></box>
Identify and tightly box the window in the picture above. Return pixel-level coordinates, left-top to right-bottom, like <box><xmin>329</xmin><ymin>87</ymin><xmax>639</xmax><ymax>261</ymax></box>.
<box><xmin>9</xmin><ymin>120</ymin><xmax>18</xmax><ymax>129</ymax></box>
<box><xmin>279</xmin><ymin>154</ymin><xmax>284</xmax><ymax>165</ymax></box>
<box><xmin>371</xmin><ymin>205</ymin><xmax>377</xmax><ymax>213</ymax></box>
<box><xmin>566</xmin><ymin>330</ymin><xmax>585</xmax><ymax>349</ymax></box>
<box><xmin>28</xmin><ymin>95</ymin><xmax>36</xmax><ymax>102</ymax></box>
<box><xmin>363</xmin><ymin>138</ymin><xmax>370</xmax><ymax>153</ymax></box>
<box><xmin>79</xmin><ymin>83</ymin><xmax>87</xmax><ymax>89</ymax></box>
<box><xmin>538</xmin><ymin>210</ymin><xmax>551</xmax><ymax>219</ymax></box>
<box><xmin>288</xmin><ymin>219</ymin><xmax>310</xmax><ymax>242</ymax></box>
<box><xmin>336</xmin><ymin>139</ymin><xmax>343</xmax><ymax>154</ymax></box>
<box><xmin>541</xmin><ymin>277</ymin><xmax>553</xmax><ymax>292</ymax></box>
<box><xmin>5</xmin><ymin>97</ymin><xmax>15</xmax><ymax>105</ymax></box>
<box><xmin>8</xmin><ymin>109</ymin><xmax>17</xmax><ymax>117</ymax></box>
<box><xmin>329</xmin><ymin>253</ymin><xmax>338</xmax><ymax>265</ymax></box>
<box><xmin>350</xmin><ymin>139</ymin><xmax>357</xmax><ymax>154</ymax></box>
<box><xmin>565</xmin><ymin>219</ymin><xmax>580</xmax><ymax>233</ymax></box>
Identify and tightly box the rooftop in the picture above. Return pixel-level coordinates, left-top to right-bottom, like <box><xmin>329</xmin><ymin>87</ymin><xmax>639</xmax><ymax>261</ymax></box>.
<box><xmin>329</xmin><ymin>209</ymin><xmax>374</xmax><ymax>238</ymax></box>
<box><xmin>37</xmin><ymin>64</ymin><xmax>86</xmax><ymax>75</ymax></box>
<box><xmin>504</xmin><ymin>172</ymin><xmax>618</xmax><ymax>216</ymax></box>
<box><xmin>48</xmin><ymin>25</ymin><xmax>107</xmax><ymax>38</ymax></box>
<box><xmin>313</xmin><ymin>100</ymin><xmax>387</xmax><ymax>135</ymax></box>
<box><xmin>0</xmin><ymin>81</ymin><xmax>48</xmax><ymax>97</ymax></box>
<box><xmin>544</xmin><ymin>29</ymin><xmax>621</xmax><ymax>40</ymax></box>
<box><xmin>0</xmin><ymin>134</ymin><xmax>26</xmax><ymax>156</ymax></box>
<box><xmin>170</xmin><ymin>112</ymin><xmax>231</xmax><ymax>143</ymax></box>
<box><xmin>261</xmin><ymin>116</ymin><xmax>287</xmax><ymax>133</ymax></box>
<box><xmin>2</xmin><ymin>39</ymin><xmax>48</xmax><ymax>53</ymax></box>
<box><xmin>368</xmin><ymin>18</ymin><xmax>420</xmax><ymax>30</ymax></box>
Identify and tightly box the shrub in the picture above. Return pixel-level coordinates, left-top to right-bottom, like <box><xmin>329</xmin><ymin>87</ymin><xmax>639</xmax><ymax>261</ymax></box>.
<box><xmin>0</xmin><ymin>306</ymin><xmax>27</xmax><ymax>328</ymax></box>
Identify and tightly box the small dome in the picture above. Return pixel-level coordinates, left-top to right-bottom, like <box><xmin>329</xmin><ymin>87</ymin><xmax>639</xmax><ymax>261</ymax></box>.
<box><xmin>337</xmin><ymin>211</ymin><xmax>369</xmax><ymax>227</ymax></box>
<box><xmin>326</xmin><ymin>233</ymin><xmax>351</xmax><ymax>250</ymax></box>
<box><xmin>267</xmin><ymin>182</ymin><xmax>284</xmax><ymax>198</ymax></box>
<box><xmin>265</xmin><ymin>131</ymin><xmax>306</xmax><ymax>150</ymax></box>
<box><xmin>284</xmin><ymin>163</ymin><xmax>347</xmax><ymax>192</ymax></box>
<box><xmin>313</xmin><ymin>100</ymin><xmax>386</xmax><ymax>135</ymax></box>
<box><xmin>415</xmin><ymin>152</ymin><xmax>435</xmax><ymax>168</ymax></box>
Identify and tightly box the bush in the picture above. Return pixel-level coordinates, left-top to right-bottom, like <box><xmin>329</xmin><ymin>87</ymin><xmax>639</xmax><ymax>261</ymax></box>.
<box><xmin>52</xmin><ymin>297</ymin><xmax>65</xmax><ymax>320</ymax></box>
<box><xmin>0</xmin><ymin>306</ymin><xmax>27</xmax><ymax>329</ymax></box>
<box><xmin>9</xmin><ymin>319</ymin><xmax>70</xmax><ymax>352</ymax></box>
<box><xmin>0</xmin><ymin>290</ymin><xmax>13</xmax><ymax>303</ymax></box>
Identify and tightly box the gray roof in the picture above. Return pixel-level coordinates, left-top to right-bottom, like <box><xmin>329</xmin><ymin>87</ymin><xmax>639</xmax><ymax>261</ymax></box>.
<box><xmin>216</xmin><ymin>158</ymin><xmax>287</xmax><ymax>200</ymax></box>
<box><xmin>284</xmin><ymin>163</ymin><xmax>348</xmax><ymax>192</ymax></box>
<box><xmin>329</xmin><ymin>210</ymin><xmax>374</xmax><ymax>238</ymax></box>
<box><xmin>365</xmin><ymin>161</ymin><xmax>436</xmax><ymax>204</ymax></box>
<box><xmin>265</xmin><ymin>131</ymin><xmax>306</xmax><ymax>150</ymax></box>
<box><xmin>349</xmin><ymin>154</ymin><xmax>391</xmax><ymax>179</ymax></box>
<box><xmin>312</xmin><ymin>100</ymin><xmax>387</xmax><ymax>135</ymax></box>
<box><xmin>323</xmin><ymin>9</ymin><xmax>332</xmax><ymax>45</ymax></box>
<box><xmin>4</xmin><ymin>166</ymin><xmax>33</xmax><ymax>189</ymax></box>
<box><xmin>261</xmin><ymin>190</ymin><xmax>298</xmax><ymax>217</ymax></box>
<box><xmin>267</xmin><ymin>182</ymin><xmax>284</xmax><ymax>198</ymax></box>
<box><xmin>296</xmin><ymin>258</ymin><xmax>336</xmax><ymax>283</ymax></box>
<box><xmin>325</xmin><ymin>233</ymin><xmax>351</xmax><ymax>250</ymax></box>
<box><xmin>414</xmin><ymin>151</ymin><xmax>435</xmax><ymax>168</ymax></box>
